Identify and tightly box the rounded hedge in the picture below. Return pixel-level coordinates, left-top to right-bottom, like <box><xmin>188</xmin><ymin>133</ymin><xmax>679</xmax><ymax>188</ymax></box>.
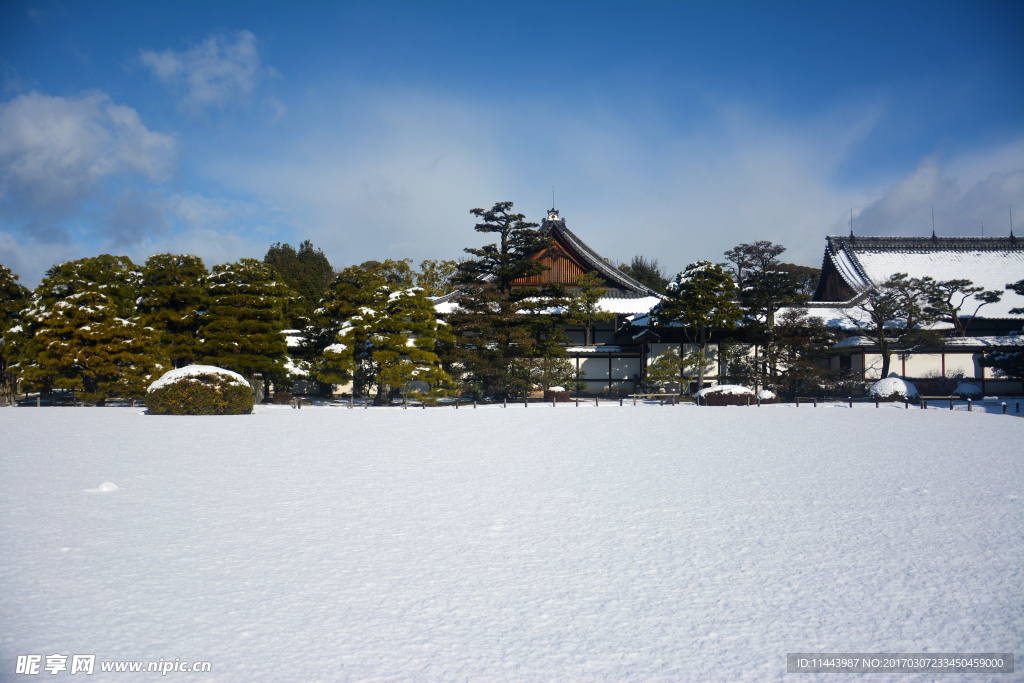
<box><xmin>146</xmin><ymin>366</ymin><xmax>254</xmax><ymax>416</ymax></box>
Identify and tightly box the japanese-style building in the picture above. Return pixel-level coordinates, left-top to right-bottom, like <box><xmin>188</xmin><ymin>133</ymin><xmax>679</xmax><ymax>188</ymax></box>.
<box><xmin>804</xmin><ymin>234</ymin><xmax>1024</xmax><ymax>394</ymax></box>
<box><xmin>436</xmin><ymin>208</ymin><xmax>665</xmax><ymax>395</ymax></box>
<box><xmin>521</xmin><ymin>209</ymin><xmax>663</xmax><ymax>395</ymax></box>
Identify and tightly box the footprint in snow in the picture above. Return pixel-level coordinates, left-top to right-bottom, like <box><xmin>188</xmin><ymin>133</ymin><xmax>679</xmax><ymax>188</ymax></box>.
<box><xmin>85</xmin><ymin>482</ymin><xmax>119</xmax><ymax>493</ymax></box>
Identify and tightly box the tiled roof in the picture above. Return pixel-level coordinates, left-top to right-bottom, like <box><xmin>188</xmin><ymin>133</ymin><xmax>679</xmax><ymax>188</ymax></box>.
<box><xmin>542</xmin><ymin>210</ymin><xmax>660</xmax><ymax>296</ymax></box>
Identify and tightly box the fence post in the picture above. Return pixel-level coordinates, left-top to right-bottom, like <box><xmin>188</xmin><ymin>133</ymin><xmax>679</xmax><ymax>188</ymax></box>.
<box><xmin>1002</xmin><ymin>402</ymin><xmax>1007</xmax><ymax>414</ymax></box>
<box><xmin>404</xmin><ymin>396</ymin><xmax>407</xmax><ymax>409</ymax></box>
<box><xmin>524</xmin><ymin>399</ymin><xmax>527</xmax><ymax>408</ymax></box>
<box><xmin>633</xmin><ymin>396</ymin><xmax>636</xmax><ymax>406</ymax></box>
<box><xmin>920</xmin><ymin>397</ymin><xmax>925</xmax><ymax>409</ymax></box>
<box><xmin>455</xmin><ymin>399</ymin><xmax>458</xmax><ymax>410</ymax></box>
<box><xmin>474</xmin><ymin>400</ymin><xmax>477</xmax><ymax>409</ymax></box>
<box><xmin>757</xmin><ymin>397</ymin><xmax>760</xmax><ymax>407</ymax></box>
<box><xmin>796</xmin><ymin>397</ymin><xmax>799</xmax><ymax>407</ymax></box>
<box><xmin>848</xmin><ymin>397</ymin><xmax>852</xmax><ymax>408</ymax></box>
<box><xmin>575</xmin><ymin>398</ymin><xmax>579</xmax><ymax>407</ymax></box>
<box><xmin>967</xmin><ymin>398</ymin><xmax>972</xmax><ymax>412</ymax></box>
<box><xmin>36</xmin><ymin>395</ymin><xmax>40</xmax><ymax>407</ymax></box>
<box><xmin>660</xmin><ymin>398</ymin><xmax>663</xmax><ymax>406</ymax></box>
<box><xmin>503</xmin><ymin>398</ymin><xmax>506</xmax><ymax>408</ymax></box>
<box><xmin>813</xmin><ymin>397</ymin><xmax>817</xmax><ymax>407</ymax></box>
<box><xmin>904</xmin><ymin>399</ymin><xmax>908</xmax><ymax>409</ymax></box>
<box><xmin>595</xmin><ymin>398</ymin><xmax>599</xmax><ymax>407</ymax></box>
<box><xmin>949</xmin><ymin>398</ymin><xmax>954</xmax><ymax>410</ymax></box>
<box><xmin>350</xmin><ymin>396</ymin><xmax>354</xmax><ymax>409</ymax></box>
<box><xmin>620</xmin><ymin>398</ymin><xmax>623</xmax><ymax>407</ymax></box>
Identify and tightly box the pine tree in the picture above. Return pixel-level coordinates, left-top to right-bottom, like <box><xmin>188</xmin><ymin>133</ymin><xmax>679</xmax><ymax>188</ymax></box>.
<box><xmin>618</xmin><ymin>255</ymin><xmax>670</xmax><ymax>294</ymax></box>
<box><xmin>308</xmin><ymin>260</ymin><xmax>452</xmax><ymax>402</ymax></box>
<box><xmin>36</xmin><ymin>255</ymin><xmax>141</xmax><ymax>318</ymax></box>
<box><xmin>18</xmin><ymin>289</ymin><xmax>162</xmax><ymax>403</ymax></box>
<box><xmin>448</xmin><ymin>201</ymin><xmax>561</xmax><ymax>399</ymax></box>
<box><xmin>567</xmin><ymin>272</ymin><xmax>614</xmax><ymax>345</ymax></box>
<box><xmin>651</xmin><ymin>261</ymin><xmax>742</xmax><ymax>393</ymax></box>
<box><xmin>0</xmin><ymin>264</ymin><xmax>32</xmax><ymax>403</ymax></box>
<box><xmin>138</xmin><ymin>254</ymin><xmax>207</xmax><ymax>368</ymax></box>
<box><xmin>195</xmin><ymin>259</ymin><xmax>289</xmax><ymax>399</ymax></box>
<box><xmin>15</xmin><ymin>256</ymin><xmax>160</xmax><ymax>403</ymax></box>
<box><xmin>264</xmin><ymin>240</ymin><xmax>335</xmax><ymax>328</ymax></box>
<box><xmin>837</xmin><ymin>273</ymin><xmax>939</xmax><ymax>379</ymax></box>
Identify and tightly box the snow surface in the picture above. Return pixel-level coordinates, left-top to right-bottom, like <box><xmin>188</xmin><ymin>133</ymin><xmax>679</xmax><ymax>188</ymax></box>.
<box><xmin>147</xmin><ymin>365</ymin><xmax>250</xmax><ymax>393</ymax></box>
<box><xmin>1</xmin><ymin>405</ymin><xmax>1021</xmax><ymax>682</ymax></box>
<box><xmin>869</xmin><ymin>377</ymin><xmax>920</xmax><ymax>399</ymax></box>
<box><xmin>695</xmin><ymin>384</ymin><xmax>754</xmax><ymax>397</ymax></box>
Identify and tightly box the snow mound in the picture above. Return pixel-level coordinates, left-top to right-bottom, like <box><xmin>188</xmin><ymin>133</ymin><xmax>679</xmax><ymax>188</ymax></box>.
<box><xmin>869</xmin><ymin>377</ymin><xmax>919</xmax><ymax>399</ymax></box>
<box><xmin>148</xmin><ymin>365</ymin><xmax>250</xmax><ymax>393</ymax></box>
<box><xmin>756</xmin><ymin>390</ymin><xmax>776</xmax><ymax>400</ymax></box>
<box><xmin>955</xmin><ymin>382</ymin><xmax>982</xmax><ymax>396</ymax></box>
<box><xmin>549</xmin><ymin>386</ymin><xmax>566</xmax><ymax>392</ymax></box>
<box><xmin>695</xmin><ymin>384</ymin><xmax>753</xmax><ymax>398</ymax></box>
<box><xmin>85</xmin><ymin>482</ymin><xmax>118</xmax><ymax>493</ymax></box>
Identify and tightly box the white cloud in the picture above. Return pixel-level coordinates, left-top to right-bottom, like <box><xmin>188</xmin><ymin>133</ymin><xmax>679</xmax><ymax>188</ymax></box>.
<box><xmin>852</xmin><ymin>144</ymin><xmax>1024</xmax><ymax>239</ymax></box>
<box><xmin>140</xmin><ymin>30</ymin><xmax>267</xmax><ymax>114</ymax></box>
<box><xmin>0</xmin><ymin>91</ymin><xmax>176</xmax><ymax>243</ymax></box>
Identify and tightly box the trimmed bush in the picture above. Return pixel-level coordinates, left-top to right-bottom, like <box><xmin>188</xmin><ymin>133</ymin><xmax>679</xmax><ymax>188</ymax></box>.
<box><xmin>272</xmin><ymin>391</ymin><xmax>295</xmax><ymax>405</ymax></box>
<box><xmin>147</xmin><ymin>366</ymin><xmax>254</xmax><ymax>415</ymax></box>
<box><xmin>695</xmin><ymin>384</ymin><xmax>755</xmax><ymax>406</ymax></box>
<box><xmin>868</xmin><ymin>377</ymin><xmax>919</xmax><ymax>400</ymax></box>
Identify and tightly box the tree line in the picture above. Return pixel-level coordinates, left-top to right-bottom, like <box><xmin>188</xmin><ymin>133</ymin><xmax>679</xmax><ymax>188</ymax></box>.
<box><xmin>1</xmin><ymin>201</ymin><xmax>1020</xmax><ymax>405</ymax></box>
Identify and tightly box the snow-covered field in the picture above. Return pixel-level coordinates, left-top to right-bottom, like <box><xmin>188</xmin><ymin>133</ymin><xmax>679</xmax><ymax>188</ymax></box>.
<box><xmin>1</xmin><ymin>403</ymin><xmax>1021</xmax><ymax>682</ymax></box>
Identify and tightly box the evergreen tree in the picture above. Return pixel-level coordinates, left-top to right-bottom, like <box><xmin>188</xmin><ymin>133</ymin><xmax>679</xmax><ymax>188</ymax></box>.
<box><xmin>264</xmin><ymin>240</ymin><xmax>334</xmax><ymax>327</ymax></box>
<box><xmin>979</xmin><ymin>279</ymin><xmax>1024</xmax><ymax>378</ymax></box>
<box><xmin>459</xmin><ymin>202</ymin><xmax>551</xmax><ymax>294</ymax></box>
<box><xmin>651</xmin><ymin>261</ymin><xmax>742</xmax><ymax>393</ymax></box>
<box><xmin>567</xmin><ymin>272</ymin><xmax>614</xmax><ymax>345</ymax></box>
<box><xmin>307</xmin><ymin>260</ymin><xmax>452</xmax><ymax>402</ymax></box>
<box><xmin>0</xmin><ymin>264</ymin><xmax>32</xmax><ymax>403</ymax></box>
<box><xmin>14</xmin><ymin>255</ymin><xmax>158</xmax><ymax>403</ymax></box>
<box><xmin>836</xmin><ymin>273</ymin><xmax>939</xmax><ymax>379</ymax></box>
<box><xmin>447</xmin><ymin>201</ymin><xmax>562</xmax><ymax>399</ymax></box>
<box><xmin>195</xmin><ymin>259</ymin><xmax>289</xmax><ymax>399</ymax></box>
<box><xmin>917</xmin><ymin>277</ymin><xmax>1003</xmax><ymax>337</ymax></box>
<box><xmin>138</xmin><ymin>254</ymin><xmax>207</xmax><ymax>368</ymax></box>
<box><xmin>18</xmin><ymin>289</ymin><xmax>162</xmax><ymax>403</ymax></box>
<box><xmin>36</xmin><ymin>255</ymin><xmax>141</xmax><ymax>318</ymax></box>
<box><xmin>618</xmin><ymin>255</ymin><xmax>670</xmax><ymax>294</ymax></box>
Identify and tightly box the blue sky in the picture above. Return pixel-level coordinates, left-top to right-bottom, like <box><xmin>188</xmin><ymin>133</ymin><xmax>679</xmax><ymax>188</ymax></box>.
<box><xmin>1</xmin><ymin>0</ymin><xmax>1022</xmax><ymax>285</ymax></box>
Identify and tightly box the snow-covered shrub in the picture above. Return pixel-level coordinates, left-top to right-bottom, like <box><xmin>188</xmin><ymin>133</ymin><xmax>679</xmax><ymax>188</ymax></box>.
<box><xmin>756</xmin><ymin>389</ymin><xmax>778</xmax><ymax>403</ymax></box>
<box><xmin>544</xmin><ymin>388</ymin><xmax>570</xmax><ymax>402</ymax></box>
<box><xmin>146</xmin><ymin>365</ymin><xmax>253</xmax><ymax>415</ymax></box>
<box><xmin>868</xmin><ymin>377</ymin><xmax>919</xmax><ymax>400</ymax></box>
<box><xmin>695</xmin><ymin>384</ymin><xmax>754</xmax><ymax>406</ymax></box>
<box><xmin>955</xmin><ymin>382</ymin><xmax>981</xmax><ymax>397</ymax></box>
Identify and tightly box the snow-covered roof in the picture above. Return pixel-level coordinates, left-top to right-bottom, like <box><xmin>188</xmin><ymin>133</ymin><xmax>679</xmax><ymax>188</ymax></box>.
<box><xmin>565</xmin><ymin>345</ymin><xmax>625</xmax><ymax>354</ymax></box>
<box><xmin>433</xmin><ymin>292</ymin><xmax>662</xmax><ymax>316</ymax></box>
<box><xmin>148</xmin><ymin>365</ymin><xmax>250</xmax><ymax>393</ymax></box>
<box><xmin>814</xmin><ymin>235</ymin><xmax>1024</xmax><ymax>318</ymax></box>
